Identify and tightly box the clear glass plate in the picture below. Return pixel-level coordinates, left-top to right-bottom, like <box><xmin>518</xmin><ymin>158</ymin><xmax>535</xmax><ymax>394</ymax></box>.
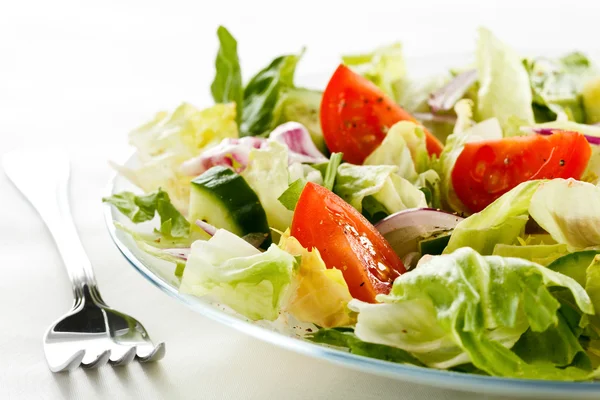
<box><xmin>104</xmin><ymin>52</ymin><xmax>600</xmax><ymax>398</ymax></box>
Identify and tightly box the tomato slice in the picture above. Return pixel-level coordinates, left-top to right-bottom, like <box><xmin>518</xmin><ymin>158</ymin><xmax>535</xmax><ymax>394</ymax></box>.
<box><xmin>320</xmin><ymin>64</ymin><xmax>443</xmax><ymax>165</ymax></box>
<box><xmin>290</xmin><ymin>182</ymin><xmax>406</xmax><ymax>303</ymax></box>
<box><xmin>452</xmin><ymin>130</ymin><xmax>591</xmax><ymax>213</ymax></box>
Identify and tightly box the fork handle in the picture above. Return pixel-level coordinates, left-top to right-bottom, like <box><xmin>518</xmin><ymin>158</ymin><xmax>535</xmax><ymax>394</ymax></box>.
<box><xmin>6</xmin><ymin>153</ymin><xmax>98</xmax><ymax>301</ymax></box>
<box><xmin>42</xmin><ymin>169</ymin><xmax>98</xmax><ymax>300</ymax></box>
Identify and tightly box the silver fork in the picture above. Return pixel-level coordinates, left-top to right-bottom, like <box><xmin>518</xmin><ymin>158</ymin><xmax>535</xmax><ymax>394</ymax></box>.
<box><xmin>3</xmin><ymin>149</ymin><xmax>165</xmax><ymax>372</ymax></box>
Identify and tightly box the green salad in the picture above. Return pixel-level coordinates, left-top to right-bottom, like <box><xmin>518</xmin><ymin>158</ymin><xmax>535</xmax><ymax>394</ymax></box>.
<box><xmin>105</xmin><ymin>26</ymin><xmax>600</xmax><ymax>381</ymax></box>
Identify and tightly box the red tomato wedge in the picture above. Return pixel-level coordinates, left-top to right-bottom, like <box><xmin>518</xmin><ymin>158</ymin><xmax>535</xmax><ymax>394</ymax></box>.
<box><xmin>320</xmin><ymin>64</ymin><xmax>444</xmax><ymax>164</ymax></box>
<box><xmin>452</xmin><ymin>130</ymin><xmax>591</xmax><ymax>213</ymax></box>
<box><xmin>290</xmin><ymin>182</ymin><xmax>406</xmax><ymax>303</ymax></box>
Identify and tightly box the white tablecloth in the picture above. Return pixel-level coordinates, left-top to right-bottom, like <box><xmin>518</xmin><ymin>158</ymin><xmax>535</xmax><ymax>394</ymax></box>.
<box><xmin>2</xmin><ymin>1</ymin><xmax>599</xmax><ymax>398</ymax></box>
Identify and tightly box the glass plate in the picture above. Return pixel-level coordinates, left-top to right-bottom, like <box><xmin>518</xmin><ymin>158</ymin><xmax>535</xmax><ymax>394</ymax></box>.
<box><xmin>104</xmin><ymin>52</ymin><xmax>600</xmax><ymax>398</ymax></box>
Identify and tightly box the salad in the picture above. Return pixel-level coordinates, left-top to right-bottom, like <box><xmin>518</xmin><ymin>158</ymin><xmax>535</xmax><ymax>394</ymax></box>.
<box><xmin>104</xmin><ymin>26</ymin><xmax>600</xmax><ymax>381</ymax></box>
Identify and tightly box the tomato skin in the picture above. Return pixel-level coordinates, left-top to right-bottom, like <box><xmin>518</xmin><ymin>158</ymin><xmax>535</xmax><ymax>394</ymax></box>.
<box><xmin>290</xmin><ymin>182</ymin><xmax>406</xmax><ymax>303</ymax></box>
<box><xmin>320</xmin><ymin>64</ymin><xmax>443</xmax><ymax>165</ymax></box>
<box><xmin>452</xmin><ymin>130</ymin><xmax>591</xmax><ymax>213</ymax></box>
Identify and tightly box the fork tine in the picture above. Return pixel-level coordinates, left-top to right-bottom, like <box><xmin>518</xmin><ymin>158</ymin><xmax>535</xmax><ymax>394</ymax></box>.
<box><xmin>82</xmin><ymin>350</ymin><xmax>111</xmax><ymax>369</ymax></box>
<box><xmin>137</xmin><ymin>342</ymin><xmax>166</xmax><ymax>363</ymax></box>
<box><xmin>109</xmin><ymin>346</ymin><xmax>136</xmax><ymax>366</ymax></box>
<box><xmin>48</xmin><ymin>349</ymin><xmax>86</xmax><ymax>373</ymax></box>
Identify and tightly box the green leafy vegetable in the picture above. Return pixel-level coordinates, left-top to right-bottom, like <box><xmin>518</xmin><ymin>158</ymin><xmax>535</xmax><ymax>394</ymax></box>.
<box><xmin>492</xmin><ymin>243</ymin><xmax>568</xmax><ymax>266</ymax></box>
<box><xmin>444</xmin><ymin>180</ymin><xmax>542</xmax><ymax>255</ymax></box>
<box><xmin>242</xmin><ymin>141</ymin><xmax>294</xmax><ymax>232</ymax></box>
<box><xmin>180</xmin><ymin>229</ymin><xmax>296</xmax><ymax>321</ymax></box>
<box><xmin>307</xmin><ymin>328</ymin><xmax>424</xmax><ymax>366</ymax></box>
<box><xmin>476</xmin><ymin>27</ymin><xmax>534</xmax><ymax>132</ymax></box>
<box><xmin>277</xmin><ymin>178</ymin><xmax>307</xmax><ymax>211</ymax></box>
<box><xmin>241</xmin><ymin>52</ymin><xmax>303</xmax><ymax>136</ymax></box>
<box><xmin>529</xmin><ymin>179</ymin><xmax>600</xmax><ymax>251</ymax></box>
<box><xmin>525</xmin><ymin>52</ymin><xmax>594</xmax><ymax>123</ymax></box>
<box><xmin>113</xmin><ymin>102</ymin><xmax>238</xmax><ymax>212</ymax></box>
<box><xmin>103</xmin><ymin>189</ymin><xmax>190</xmax><ymax>239</ymax></box>
<box><xmin>343</xmin><ymin>43</ymin><xmax>405</xmax><ymax>102</ymax></box>
<box><xmin>333</xmin><ymin>164</ymin><xmax>426</xmax><ymax>215</ymax></box>
<box><xmin>350</xmin><ymin>247</ymin><xmax>594</xmax><ymax>379</ymax></box>
<box><xmin>211</xmin><ymin>26</ymin><xmax>243</xmax><ymax>126</ymax></box>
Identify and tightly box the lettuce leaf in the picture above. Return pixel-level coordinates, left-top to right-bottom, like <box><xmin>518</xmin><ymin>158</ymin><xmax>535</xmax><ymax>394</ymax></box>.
<box><xmin>529</xmin><ymin>179</ymin><xmax>600</xmax><ymax>251</ymax></box>
<box><xmin>524</xmin><ymin>52</ymin><xmax>594</xmax><ymax>123</ymax></box>
<box><xmin>211</xmin><ymin>26</ymin><xmax>243</xmax><ymax>127</ymax></box>
<box><xmin>343</xmin><ymin>43</ymin><xmax>405</xmax><ymax>102</ymax></box>
<box><xmin>242</xmin><ymin>141</ymin><xmax>294</xmax><ymax>232</ymax></box>
<box><xmin>114</xmin><ymin>103</ymin><xmax>238</xmax><ymax>212</ymax></box>
<box><xmin>492</xmin><ymin>243</ymin><xmax>568</xmax><ymax>266</ymax></box>
<box><xmin>350</xmin><ymin>247</ymin><xmax>594</xmax><ymax>379</ymax></box>
<box><xmin>180</xmin><ymin>229</ymin><xmax>296</xmax><ymax>321</ymax></box>
<box><xmin>333</xmin><ymin>164</ymin><xmax>426</xmax><ymax>215</ymax></box>
<box><xmin>279</xmin><ymin>234</ymin><xmax>355</xmax><ymax>328</ymax></box>
<box><xmin>308</xmin><ymin>328</ymin><xmax>424</xmax><ymax>366</ymax></box>
<box><xmin>444</xmin><ymin>180</ymin><xmax>542</xmax><ymax>255</ymax></box>
<box><xmin>475</xmin><ymin>27</ymin><xmax>534</xmax><ymax>132</ymax></box>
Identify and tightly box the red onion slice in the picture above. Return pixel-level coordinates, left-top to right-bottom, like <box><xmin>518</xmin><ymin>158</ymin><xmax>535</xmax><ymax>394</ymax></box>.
<box><xmin>195</xmin><ymin>219</ymin><xmax>217</xmax><ymax>236</ymax></box>
<box><xmin>527</xmin><ymin>127</ymin><xmax>600</xmax><ymax>146</ymax></box>
<box><xmin>161</xmin><ymin>248</ymin><xmax>190</xmax><ymax>260</ymax></box>
<box><xmin>428</xmin><ymin>69</ymin><xmax>477</xmax><ymax>113</ymax></box>
<box><xmin>375</xmin><ymin>208</ymin><xmax>463</xmax><ymax>259</ymax></box>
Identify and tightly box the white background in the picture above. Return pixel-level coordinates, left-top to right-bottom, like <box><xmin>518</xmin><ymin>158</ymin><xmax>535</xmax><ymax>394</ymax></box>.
<box><xmin>2</xmin><ymin>1</ymin><xmax>599</xmax><ymax>399</ymax></box>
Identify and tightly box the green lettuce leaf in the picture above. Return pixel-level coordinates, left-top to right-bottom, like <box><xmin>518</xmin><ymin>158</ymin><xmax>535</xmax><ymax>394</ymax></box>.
<box><xmin>114</xmin><ymin>103</ymin><xmax>238</xmax><ymax>212</ymax></box>
<box><xmin>529</xmin><ymin>179</ymin><xmax>600</xmax><ymax>251</ymax></box>
<box><xmin>103</xmin><ymin>189</ymin><xmax>190</xmax><ymax>239</ymax></box>
<box><xmin>525</xmin><ymin>52</ymin><xmax>594</xmax><ymax>123</ymax></box>
<box><xmin>211</xmin><ymin>26</ymin><xmax>243</xmax><ymax>126</ymax></box>
<box><xmin>476</xmin><ymin>27</ymin><xmax>534</xmax><ymax>132</ymax></box>
<box><xmin>241</xmin><ymin>52</ymin><xmax>303</xmax><ymax>136</ymax></box>
<box><xmin>308</xmin><ymin>328</ymin><xmax>424</xmax><ymax>366</ymax></box>
<box><xmin>350</xmin><ymin>247</ymin><xmax>594</xmax><ymax>379</ymax></box>
<box><xmin>180</xmin><ymin>229</ymin><xmax>296</xmax><ymax>321</ymax></box>
<box><xmin>444</xmin><ymin>180</ymin><xmax>542</xmax><ymax>255</ymax></box>
<box><xmin>333</xmin><ymin>164</ymin><xmax>426</xmax><ymax>215</ymax></box>
<box><xmin>242</xmin><ymin>141</ymin><xmax>294</xmax><ymax>232</ymax></box>
<box><xmin>343</xmin><ymin>43</ymin><xmax>405</xmax><ymax>102</ymax></box>
<box><xmin>492</xmin><ymin>243</ymin><xmax>568</xmax><ymax>266</ymax></box>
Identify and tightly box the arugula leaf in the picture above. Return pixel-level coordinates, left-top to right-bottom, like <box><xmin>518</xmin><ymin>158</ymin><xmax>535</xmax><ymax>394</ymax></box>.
<box><xmin>241</xmin><ymin>52</ymin><xmax>303</xmax><ymax>136</ymax></box>
<box><xmin>103</xmin><ymin>189</ymin><xmax>190</xmax><ymax>238</ymax></box>
<box><xmin>211</xmin><ymin>26</ymin><xmax>243</xmax><ymax>126</ymax></box>
<box><xmin>277</xmin><ymin>178</ymin><xmax>307</xmax><ymax>211</ymax></box>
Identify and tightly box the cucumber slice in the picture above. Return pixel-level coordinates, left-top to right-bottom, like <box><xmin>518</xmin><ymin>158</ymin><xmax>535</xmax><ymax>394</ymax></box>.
<box><xmin>189</xmin><ymin>166</ymin><xmax>271</xmax><ymax>248</ymax></box>
<box><xmin>547</xmin><ymin>250</ymin><xmax>600</xmax><ymax>287</ymax></box>
<box><xmin>418</xmin><ymin>231</ymin><xmax>452</xmax><ymax>256</ymax></box>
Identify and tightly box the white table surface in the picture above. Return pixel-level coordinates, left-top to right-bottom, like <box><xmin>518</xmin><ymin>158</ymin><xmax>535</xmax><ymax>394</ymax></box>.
<box><xmin>2</xmin><ymin>1</ymin><xmax>599</xmax><ymax>399</ymax></box>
